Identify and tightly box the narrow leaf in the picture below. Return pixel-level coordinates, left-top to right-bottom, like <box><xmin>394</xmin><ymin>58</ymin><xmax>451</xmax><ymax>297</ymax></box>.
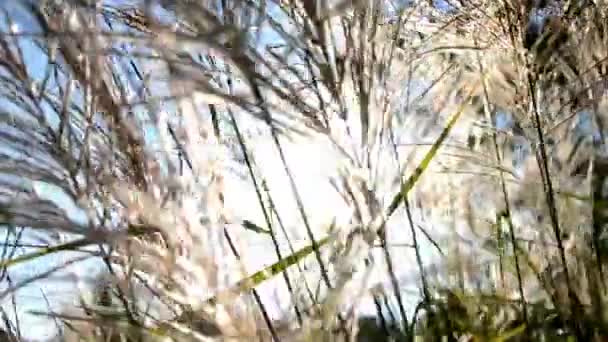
<box><xmin>242</xmin><ymin>220</ymin><xmax>272</xmax><ymax>235</ymax></box>
<box><xmin>491</xmin><ymin>323</ymin><xmax>526</xmax><ymax>342</ymax></box>
<box><xmin>386</xmin><ymin>82</ymin><xmax>480</xmax><ymax>217</ymax></box>
<box><xmin>207</xmin><ymin>235</ymin><xmax>333</xmax><ymax>304</ymax></box>
<box><xmin>0</xmin><ymin>237</ymin><xmax>94</xmax><ymax>269</ymax></box>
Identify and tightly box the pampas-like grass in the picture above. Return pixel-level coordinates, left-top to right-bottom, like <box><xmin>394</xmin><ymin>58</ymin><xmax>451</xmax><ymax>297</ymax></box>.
<box><xmin>4</xmin><ymin>0</ymin><xmax>608</xmax><ymax>341</ymax></box>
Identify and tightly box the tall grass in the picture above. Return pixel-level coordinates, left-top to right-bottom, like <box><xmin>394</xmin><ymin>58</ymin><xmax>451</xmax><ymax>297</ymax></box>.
<box><xmin>0</xmin><ymin>0</ymin><xmax>607</xmax><ymax>340</ymax></box>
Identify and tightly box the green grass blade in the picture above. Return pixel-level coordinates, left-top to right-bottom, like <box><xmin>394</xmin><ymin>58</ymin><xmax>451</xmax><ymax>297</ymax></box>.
<box><xmin>241</xmin><ymin>235</ymin><xmax>331</xmax><ymax>289</ymax></box>
<box><xmin>386</xmin><ymin>83</ymin><xmax>480</xmax><ymax>218</ymax></box>
<box><xmin>207</xmin><ymin>234</ymin><xmax>333</xmax><ymax>305</ymax></box>
<box><xmin>241</xmin><ymin>220</ymin><xmax>272</xmax><ymax>235</ymax></box>
<box><xmin>0</xmin><ymin>228</ymin><xmax>155</xmax><ymax>269</ymax></box>
<box><xmin>0</xmin><ymin>237</ymin><xmax>94</xmax><ymax>269</ymax></box>
<box><xmin>491</xmin><ymin>323</ymin><xmax>526</xmax><ymax>342</ymax></box>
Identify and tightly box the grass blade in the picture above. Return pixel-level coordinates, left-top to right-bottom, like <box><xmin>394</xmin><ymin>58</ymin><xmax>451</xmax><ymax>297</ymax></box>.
<box><xmin>386</xmin><ymin>82</ymin><xmax>480</xmax><ymax>218</ymax></box>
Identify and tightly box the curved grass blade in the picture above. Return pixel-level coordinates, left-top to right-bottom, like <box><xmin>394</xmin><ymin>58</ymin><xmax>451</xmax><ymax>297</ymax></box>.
<box><xmin>243</xmin><ymin>235</ymin><xmax>331</xmax><ymax>288</ymax></box>
<box><xmin>207</xmin><ymin>233</ymin><xmax>334</xmax><ymax>305</ymax></box>
<box><xmin>490</xmin><ymin>323</ymin><xmax>526</xmax><ymax>342</ymax></box>
<box><xmin>386</xmin><ymin>82</ymin><xmax>481</xmax><ymax>218</ymax></box>
<box><xmin>0</xmin><ymin>237</ymin><xmax>95</xmax><ymax>269</ymax></box>
<box><xmin>172</xmin><ymin>231</ymin><xmax>335</xmax><ymax>333</ymax></box>
<box><xmin>242</xmin><ymin>219</ymin><xmax>272</xmax><ymax>235</ymax></box>
<box><xmin>0</xmin><ymin>228</ymin><xmax>155</xmax><ymax>269</ymax></box>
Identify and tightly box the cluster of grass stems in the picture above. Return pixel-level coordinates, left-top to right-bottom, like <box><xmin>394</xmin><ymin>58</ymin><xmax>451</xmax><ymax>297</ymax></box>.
<box><xmin>1</xmin><ymin>0</ymin><xmax>608</xmax><ymax>340</ymax></box>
